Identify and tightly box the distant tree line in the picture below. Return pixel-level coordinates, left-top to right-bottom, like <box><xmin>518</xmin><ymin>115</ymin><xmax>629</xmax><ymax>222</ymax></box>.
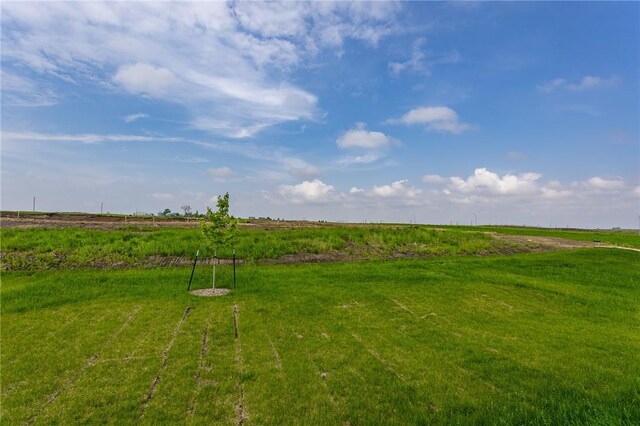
<box><xmin>156</xmin><ymin>205</ymin><xmax>204</xmax><ymax>218</ymax></box>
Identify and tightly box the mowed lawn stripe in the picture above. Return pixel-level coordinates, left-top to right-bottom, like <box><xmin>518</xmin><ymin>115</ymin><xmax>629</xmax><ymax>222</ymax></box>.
<box><xmin>237</xmin><ymin>302</ymin><xmax>342</xmax><ymax>424</ymax></box>
<box><xmin>140</xmin><ymin>306</ymin><xmax>192</xmax><ymax>418</ymax></box>
<box><xmin>338</xmin><ymin>294</ymin><xmax>479</xmax><ymax>424</ymax></box>
<box><xmin>143</xmin><ymin>305</ymin><xmax>229</xmax><ymax>424</ymax></box>
<box><xmin>2</xmin><ymin>302</ymin><xmax>138</xmax><ymax>424</ymax></box>
<box><xmin>31</xmin><ymin>303</ymin><xmax>164</xmax><ymax>423</ymax></box>
<box><xmin>30</xmin><ymin>305</ymin><xmax>142</xmax><ymax>424</ymax></box>
<box><xmin>189</xmin><ymin>302</ymin><xmax>238</xmax><ymax>425</ymax></box>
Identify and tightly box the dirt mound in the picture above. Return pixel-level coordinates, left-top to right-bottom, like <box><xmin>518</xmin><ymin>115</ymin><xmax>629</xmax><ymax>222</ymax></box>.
<box><xmin>489</xmin><ymin>233</ymin><xmax>596</xmax><ymax>250</ymax></box>
<box><xmin>190</xmin><ymin>288</ymin><xmax>230</xmax><ymax>297</ymax></box>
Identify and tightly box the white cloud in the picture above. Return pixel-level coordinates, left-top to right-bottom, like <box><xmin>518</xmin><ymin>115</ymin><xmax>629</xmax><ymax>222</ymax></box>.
<box><xmin>387</xmin><ymin>106</ymin><xmax>473</xmax><ymax>134</ymax></box>
<box><xmin>113</xmin><ymin>63</ymin><xmax>178</xmax><ymax>97</ymax></box>
<box><xmin>336</xmin><ymin>123</ymin><xmax>394</xmax><ymax>149</ymax></box>
<box><xmin>430</xmin><ymin>168</ymin><xmax>635</xmax><ymax>207</ymax></box>
<box><xmin>448</xmin><ymin>168</ymin><xmax>541</xmax><ymax>195</ymax></box>
<box><xmin>207</xmin><ymin>166</ymin><xmax>242</xmax><ymax>182</ymax></box>
<box><xmin>538</xmin><ymin>75</ymin><xmax>619</xmax><ymax>93</ymax></box>
<box><xmin>372</xmin><ymin>179</ymin><xmax>422</xmax><ymax>198</ymax></box>
<box><xmin>279</xmin><ymin>179</ymin><xmax>337</xmax><ymax>203</ymax></box>
<box><xmin>395</xmin><ymin>106</ymin><xmax>457</xmax><ymax>124</ymax></box>
<box><xmin>2</xmin><ymin>2</ymin><xmax>401</xmax><ymax>138</ymax></box>
<box><xmin>122</xmin><ymin>112</ymin><xmax>149</xmax><ymax>123</ymax></box>
<box><xmin>233</xmin><ymin>1</ymin><xmax>400</xmax><ymax>49</ymax></box>
<box><xmin>233</xmin><ymin>2</ymin><xmax>309</xmax><ymax>39</ymax></box>
<box><xmin>149</xmin><ymin>192</ymin><xmax>173</xmax><ymax>200</ymax></box>
<box><xmin>422</xmin><ymin>174</ymin><xmax>445</xmax><ymax>184</ymax></box>
<box><xmin>586</xmin><ymin>176</ymin><xmax>625</xmax><ymax>191</ymax></box>
<box><xmin>541</xmin><ymin>187</ymin><xmax>573</xmax><ymax>199</ymax></box>
<box><xmin>349</xmin><ymin>187</ymin><xmax>364</xmax><ymax>194</ymax></box>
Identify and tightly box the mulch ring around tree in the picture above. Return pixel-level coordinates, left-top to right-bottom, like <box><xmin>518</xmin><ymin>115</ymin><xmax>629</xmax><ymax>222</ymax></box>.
<box><xmin>190</xmin><ymin>288</ymin><xmax>231</xmax><ymax>297</ymax></box>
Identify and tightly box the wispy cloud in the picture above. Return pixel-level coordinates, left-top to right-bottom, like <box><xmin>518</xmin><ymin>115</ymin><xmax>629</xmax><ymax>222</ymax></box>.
<box><xmin>1</xmin><ymin>70</ymin><xmax>58</xmax><ymax>107</ymax></box>
<box><xmin>176</xmin><ymin>156</ymin><xmax>209</xmax><ymax>164</ymax></box>
<box><xmin>537</xmin><ymin>75</ymin><xmax>619</xmax><ymax>93</ymax></box>
<box><xmin>1</xmin><ymin>131</ymin><xmax>172</xmax><ymax>144</ymax></box>
<box><xmin>334</xmin><ymin>152</ymin><xmax>384</xmax><ymax>167</ymax></box>
<box><xmin>1</xmin><ymin>2</ymin><xmax>401</xmax><ymax>138</ymax></box>
<box><xmin>2</xmin><ymin>130</ymin><xmax>321</xmax><ymax>184</ymax></box>
<box><xmin>207</xmin><ymin>166</ymin><xmax>243</xmax><ymax>183</ymax></box>
<box><xmin>122</xmin><ymin>113</ymin><xmax>149</xmax><ymax>123</ymax></box>
<box><xmin>149</xmin><ymin>192</ymin><xmax>173</xmax><ymax>200</ymax></box>
<box><xmin>388</xmin><ymin>37</ymin><xmax>460</xmax><ymax>75</ymax></box>
<box><xmin>556</xmin><ymin>104</ymin><xmax>600</xmax><ymax>116</ymax></box>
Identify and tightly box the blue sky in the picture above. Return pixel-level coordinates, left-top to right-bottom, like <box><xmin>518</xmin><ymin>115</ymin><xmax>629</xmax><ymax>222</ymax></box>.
<box><xmin>2</xmin><ymin>1</ymin><xmax>638</xmax><ymax>228</ymax></box>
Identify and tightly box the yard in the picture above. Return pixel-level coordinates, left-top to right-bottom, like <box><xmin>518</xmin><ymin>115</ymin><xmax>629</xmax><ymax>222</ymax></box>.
<box><xmin>2</xmin><ymin>240</ymin><xmax>638</xmax><ymax>424</ymax></box>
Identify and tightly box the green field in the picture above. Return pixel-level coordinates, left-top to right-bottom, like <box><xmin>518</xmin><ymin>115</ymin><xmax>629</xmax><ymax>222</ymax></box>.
<box><xmin>2</xmin><ymin>242</ymin><xmax>639</xmax><ymax>424</ymax></box>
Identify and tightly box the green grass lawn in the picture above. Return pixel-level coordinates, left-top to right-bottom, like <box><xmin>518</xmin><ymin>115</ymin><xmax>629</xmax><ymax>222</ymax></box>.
<box><xmin>2</xmin><ymin>249</ymin><xmax>639</xmax><ymax>424</ymax></box>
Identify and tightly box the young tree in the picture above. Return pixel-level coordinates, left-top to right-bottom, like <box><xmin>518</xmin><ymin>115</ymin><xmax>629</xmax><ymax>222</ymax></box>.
<box><xmin>201</xmin><ymin>192</ymin><xmax>237</xmax><ymax>289</ymax></box>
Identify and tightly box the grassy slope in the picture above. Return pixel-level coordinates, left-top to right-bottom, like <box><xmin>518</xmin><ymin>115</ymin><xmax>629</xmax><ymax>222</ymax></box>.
<box><xmin>0</xmin><ymin>226</ymin><xmax>511</xmax><ymax>270</ymax></box>
<box><xmin>3</xmin><ymin>224</ymin><xmax>639</xmax><ymax>271</ymax></box>
<box><xmin>2</xmin><ymin>249</ymin><xmax>639</xmax><ymax>424</ymax></box>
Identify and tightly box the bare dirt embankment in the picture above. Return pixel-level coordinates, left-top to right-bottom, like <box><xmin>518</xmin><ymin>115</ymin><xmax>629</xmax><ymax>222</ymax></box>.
<box><xmin>489</xmin><ymin>233</ymin><xmax>640</xmax><ymax>253</ymax></box>
<box><xmin>1</xmin><ymin>212</ymin><xmax>199</xmax><ymax>230</ymax></box>
<box><xmin>0</xmin><ymin>212</ymin><xmax>357</xmax><ymax>231</ymax></box>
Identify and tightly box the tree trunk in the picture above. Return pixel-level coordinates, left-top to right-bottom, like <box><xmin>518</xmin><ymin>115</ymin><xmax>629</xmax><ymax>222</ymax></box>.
<box><xmin>212</xmin><ymin>250</ymin><xmax>217</xmax><ymax>289</ymax></box>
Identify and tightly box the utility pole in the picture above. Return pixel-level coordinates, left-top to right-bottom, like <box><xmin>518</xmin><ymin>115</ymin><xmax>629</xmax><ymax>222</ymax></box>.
<box><xmin>474</xmin><ymin>213</ymin><xmax>478</xmax><ymax>226</ymax></box>
<box><xmin>100</xmin><ymin>202</ymin><xmax>103</xmax><ymax>214</ymax></box>
<box><xmin>33</xmin><ymin>197</ymin><xmax>36</xmax><ymax>212</ymax></box>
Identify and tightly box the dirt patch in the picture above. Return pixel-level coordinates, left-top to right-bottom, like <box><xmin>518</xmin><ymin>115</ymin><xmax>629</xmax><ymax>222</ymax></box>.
<box><xmin>190</xmin><ymin>288</ymin><xmax>230</xmax><ymax>297</ymax></box>
<box><xmin>1</xmin><ymin>212</ymin><xmax>410</xmax><ymax>231</ymax></box>
<box><xmin>489</xmin><ymin>233</ymin><xmax>597</xmax><ymax>250</ymax></box>
<box><xmin>1</xmin><ymin>213</ymin><xmax>201</xmax><ymax>230</ymax></box>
